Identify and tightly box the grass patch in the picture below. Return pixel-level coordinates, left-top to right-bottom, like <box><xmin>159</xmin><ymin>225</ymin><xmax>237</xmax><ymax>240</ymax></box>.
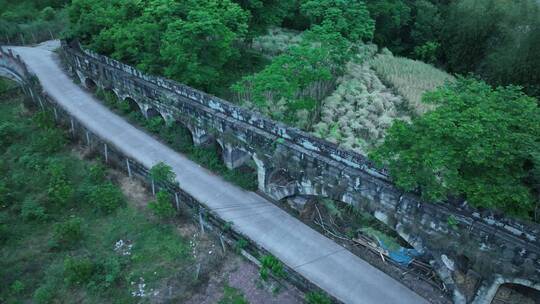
<box><xmin>370</xmin><ymin>52</ymin><xmax>454</xmax><ymax>116</ymax></box>
<box><xmin>0</xmin><ymin>89</ymin><xmax>196</xmax><ymax>303</ymax></box>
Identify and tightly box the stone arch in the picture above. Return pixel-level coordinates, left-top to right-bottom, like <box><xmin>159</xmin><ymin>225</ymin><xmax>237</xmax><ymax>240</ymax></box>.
<box><xmin>280</xmin><ymin>194</ymin><xmax>418</xmax><ymax>251</ymax></box>
<box><xmin>124</xmin><ymin>97</ymin><xmax>143</xmax><ymax>115</ymax></box>
<box><xmin>265</xmin><ymin>168</ymin><xmax>298</xmax><ymax>199</ymax></box>
<box><xmin>166</xmin><ymin>119</ymin><xmax>194</xmax><ymax>152</ymax></box>
<box><xmin>84</xmin><ymin>77</ymin><xmax>98</xmax><ymax>91</ymax></box>
<box><xmin>145</xmin><ymin>107</ymin><xmax>164</xmax><ymax>120</ymax></box>
<box><xmin>474</xmin><ymin>277</ymin><xmax>540</xmax><ymax>304</ymax></box>
<box><xmin>491</xmin><ymin>283</ymin><xmax>540</xmax><ymax>304</ymax></box>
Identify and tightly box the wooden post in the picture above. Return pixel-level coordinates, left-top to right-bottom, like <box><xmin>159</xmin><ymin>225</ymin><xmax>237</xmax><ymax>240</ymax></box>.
<box><xmin>199</xmin><ymin>210</ymin><xmax>205</xmax><ymax>234</ymax></box>
<box><xmin>219</xmin><ymin>235</ymin><xmax>226</xmax><ymax>253</ymax></box>
<box><xmin>174</xmin><ymin>192</ymin><xmax>179</xmax><ymax>210</ymax></box>
<box><xmin>126</xmin><ymin>159</ymin><xmax>132</xmax><ymax>178</ymax></box>
<box><xmin>53</xmin><ymin>107</ymin><xmax>58</xmax><ymax>121</ymax></box>
<box><xmin>151</xmin><ymin>179</ymin><xmax>155</xmax><ymax>196</ymax></box>
<box><xmin>85</xmin><ymin>131</ymin><xmax>90</xmax><ymax>145</ymax></box>
<box><xmin>104</xmin><ymin>143</ymin><xmax>108</xmax><ymax>163</ymax></box>
<box><xmin>70</xmin><ymin>118</ymin><xmax>75</xmax><ymax>136</ymax></box>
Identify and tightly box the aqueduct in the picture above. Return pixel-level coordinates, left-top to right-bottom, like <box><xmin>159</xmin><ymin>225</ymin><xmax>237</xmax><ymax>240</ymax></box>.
<box><xmin>2</xmin><ymin>42</ymin><xmax>539</xmax><ymax>303</ymax></box>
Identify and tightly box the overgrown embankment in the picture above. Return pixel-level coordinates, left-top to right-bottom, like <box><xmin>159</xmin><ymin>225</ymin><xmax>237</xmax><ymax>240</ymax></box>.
<box><xmin>0</xmin><ymin>80</ymin><xmax>302</xmax><ymax>304</ymax></box>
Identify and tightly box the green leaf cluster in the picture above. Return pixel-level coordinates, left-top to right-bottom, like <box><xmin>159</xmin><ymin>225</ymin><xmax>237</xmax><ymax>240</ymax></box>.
<box><xmin>372</xmin><ymin>77</ymin><xmax>540</xmax><ymax>217</ymax></box>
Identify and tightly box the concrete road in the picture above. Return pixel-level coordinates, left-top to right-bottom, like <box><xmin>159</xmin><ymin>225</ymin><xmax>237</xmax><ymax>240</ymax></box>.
<box><xmin>8</xmin><ymin>44</ymin><xmax>429</xmax><ymax>304</ymax></box>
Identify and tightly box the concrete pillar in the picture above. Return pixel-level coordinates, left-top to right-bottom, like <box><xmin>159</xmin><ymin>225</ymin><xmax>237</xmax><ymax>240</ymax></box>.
<box><xmin>252</xmin><ymin>154</ymin><xmax>267</xmax><ymax>193</ymax></box>
<box><xmin>191</xmin><ymin>126</ymin><xmax>212</xmax><ymax>146</ymax></box>
<box><xmin>221</xmin><ymin>143</ymin><xmax>251</xmax><ymax>170</ymax></box>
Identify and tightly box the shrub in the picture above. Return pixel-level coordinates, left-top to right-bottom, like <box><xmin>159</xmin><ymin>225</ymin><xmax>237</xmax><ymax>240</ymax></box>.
<box><xmin>218</xmin><ymin>284</ymin><xmax>248</xmax><ymax>304</ymax></box>
<box><xmin>146</xmin><ymin>116</ymin><xmax>165</xmax><ymax>134</ymax></box>
<box><xmin>50</xmin><ymin>217</ymin><xmax>83</xmax><ymax>249</ymax></box>
<box><xmin>47</xmin><ymin>160</ymin><xmax>74</xmax><ymax>206</ymax></box>
<box><xmin>21</xmin><ymin>199</ymin><xmax>47</xmax><ymax>221</ymax></box>
<box><xmin>63</xmin><ymin>256</ymin><xmax>95</xmax><ymax>286</ymax></box>
<box><xmin>0</xmin><ymin>223</ymin><xmax>8</xmax><ymax>244</ymax></box>
<box><xmin>86</xmin><ymin>182</ymin><xmax>124</xmax><ymax>214</ymax></box>
<box><xmin>235</xmin><ymin>238</ymin><xmax>248</xmax><ymax>253</ymax></box>
<box><xmin>149</xmin><ymin>162</ymin><xmax>176</xmax><ymax>185</ymax></box>
<box><xmin>148</xmin><ymin>190</ymin><xmax>175</xmax><ymax>219</ymax></box>
<box><xmin>0</xmin><ymin>122</ymin><xmax>22</xmax><ymax>147</ymax></box>
<box><xmin>305</xmin><ymin>291</ymin><xmax>332</xmax><ymax>304</ymax></box>
<box><xmin>85</xmin><ymin>256</ymin><xmax>122</xmax><ymax>292</ymax></box>
<box><xmin>10</xmin><ymin>280</ymin><xmax>25</xmax><ymax>295</ymax></box>
<box><xmin>33</xmin><ymin>284</ymin><xmax>55</xmax><ymax>304</ymax></box>
<box><xmin>259</xmin><ymin>254</ymin><xmax>286</xmax><ymax>280</ymax></box>
<box><xmin>88</xmin><ymin>163</ymin><xmax>106</xmax><ymax>183</ymax></box>
<box><xmin>40</xmin><ymin>7</ymin><xmax>56</xmax><ymax>21</ymax></box>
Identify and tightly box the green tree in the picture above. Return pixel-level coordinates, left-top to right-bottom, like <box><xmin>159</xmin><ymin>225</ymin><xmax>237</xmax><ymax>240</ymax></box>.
<box><xmin>365</xmin><ymin>0</ymin><xmax>411</xmax><ymax>51</ymax></box>
<box><xmin>86</xmin><ymin>182</ymin><xmax>124</xmax><ymax>214</ymax></box>
<box><xmin>233</xmin><ymin>26</ymin><xmax>351</xmax><ymax>128</ymax></box>
<box><xmin>301</xmin><ymin>0</ymin><xmax>374</xmax><ymax>42</ymax></box>
<box><xmin>371</xmin><ymin>78</ymin><xmax>540</xmax><ymax>217</ymax></box>
<box><xmin>235</xmin><ymin>0</ymin><xmax>295</xmax><ymax>36</ymax></box>
<box><xmin>149</xmin><ymin>162</ymin><xmax>176</xmax><ymax>185</ymax></box>
<box><xmin>161</xmin><ymin>0</ymin><xmax>249</xmax><ymax>91</ymax></box>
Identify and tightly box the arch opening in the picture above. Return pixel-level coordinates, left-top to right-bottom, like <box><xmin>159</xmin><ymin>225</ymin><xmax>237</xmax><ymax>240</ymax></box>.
<box><xmin>492</xmin><ymin>283</ymin><xmax>540</xmax><ymax>304</ymax></box>
<box><xmin>162</xmin><ymin>120</ymin><xmax>194</xmax><ymax>153</ymax></box>
<box><xmin>96</xmin><ymin>88</ymin><xmax>118</xmax><ymax>107</ymax></box>
<box><xmin>145</xmin><ymin>107</ymin><xmax>165</xmax><ymax>134</ymax></box>
<box><xmin>122</xmin><ymin>97</ymin><xmax>145</xmax><ymax>122</ymax></box>
<box><xmin>85</xmin><ymin>78</ymin><xmax>97</xmax><ymax>92</ymax></box>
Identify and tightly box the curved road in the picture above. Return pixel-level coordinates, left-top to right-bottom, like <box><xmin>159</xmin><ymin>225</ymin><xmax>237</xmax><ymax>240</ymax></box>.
<box><xmin>7</xmin><ymin>43</ymin><xmax>428</xmax><ymax>304</ymax></box>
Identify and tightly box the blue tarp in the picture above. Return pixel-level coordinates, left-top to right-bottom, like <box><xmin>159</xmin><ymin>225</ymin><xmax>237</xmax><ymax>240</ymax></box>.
<box><xmin>377</xmin><ymin>239</ymin><xmax>421</xmax><ymax>266</ymax></box>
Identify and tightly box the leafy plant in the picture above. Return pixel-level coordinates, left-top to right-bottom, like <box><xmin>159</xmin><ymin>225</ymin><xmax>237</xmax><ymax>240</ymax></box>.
<box><xmin>50</xmin><ymin>217</ymin><xmax>83</xmax><ymax>249</ymax></box>
<box><xmin>149</xmin><ymin>162</ymin><xmax>176</xmax><ymax>185</ymax></box>
<box><xmin>86</xmin><ymin>182</ymin><xmax>124</xmax><ymax>214</ymax></box>
<box><xmin>148</xmin><ymin>190</ymin><xmax>176</xmax><ymax>219</ymax></box>
<box><xmin>259</xmin><ymin>254</ymin><xmax>286</xmax><ymax>280</ymax></box>
<box><xmin>447</xmin><ymin>215</ymin><xmax>458</xmax><ymax>230</ymax></box>
<box><xmin>63</xmin><ymin>256</ymin><xmax>95</xmax><ymax>286</ymax></box>
<box><xmin>10</xmin><ymin>280</ymin><xmax>25</xmax><ymax>295</ymax></box>
<box><xmin>20</xmin><ymin>199</ymin><xmax>47</xmax><ymax>221</ymax></box>
<box><xmin>235</xmin><ymin>238</ymin><xmax>248</xmax><ymax>253</ymax></box>
<box><xmin>305</xmin><ymin>291</ymin><xmax>332</xmax><ymax>304</ymax></box>
<box><xmin>372</xmin><ymin>78</ymin><xmax>540</xmax><ymax>217</ymax></box>
<box><xmin>218</xmin><ymin>284</ymin><xmax>248</xmax><ymax>304</ymax></box>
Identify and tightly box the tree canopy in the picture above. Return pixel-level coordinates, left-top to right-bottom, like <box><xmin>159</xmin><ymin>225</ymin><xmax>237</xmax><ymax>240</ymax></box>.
<box><xmin>371</xmin><ymin>78</ymin><xmax>540</xmax><ymax>217</ymax></box>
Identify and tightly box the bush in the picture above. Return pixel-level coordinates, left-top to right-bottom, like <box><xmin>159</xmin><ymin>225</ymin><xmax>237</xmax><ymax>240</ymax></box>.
<box><xmin>149</xmin><ymin>162</ymin><xmax>176</xmax><ymax>185</ymax></box>
<box><xmin>218</xmin><ymin>284</ymin><xmax>248</xmax><ymax>304</ymax></box>
<box><xmin>88</xmin><ymin>163</ymin><xmax>106</xmax><ymax>183</ymax></box>
<box><xmin>10</xmin><ymin>280</ymin><xmax>25</xmax><ymax>295</ymax></box>
<box><xmin>259</xmin><ymin>254</ymin><xmax>286</xmax><ymax>280</ymax></box>
<box><xmin>305</xmin><ymin>291</ymin><xmax>332</xmax><ymax>304</ymax></box>
<box><xmin>21</xmin><ymin>199</ymin><xmax>47</xmax><ymax>221</ymax></box>
<box><xmin>40</xmin><ymin>7</ymin><xmax>56</xmax><ymax>21</ymax></box>
<box><xmin>148</xmin><ymin>190</ymin><xmax>175</xmax><ymax>219</ymax></box>
<box><xmin>50</xmin><ymin>217</ymin><xmax>83</xmax><ymax>249</ymax></box>
<box><xmin>146</xmin><ymin>116</ymin><xmax>165</xmax><ymax>134</ymax></box>
<box><xmin>32</xmin><ymin>129</ymin><xmax>66</xmax><ymax>154</ymax></box>
<box><xmin>63</xmin><ymin>256</ymin><xmax>95</xmax><ymax>286</ymax></box>
<box><xmin>33</xmin><ymin>284</ymin><xmax>55</xmax><ymax>304</ymax></box>
<box><xmin>86</xmin><ymin>182</ymin><xmax>124</xmax><ymax>214</ymax></box>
